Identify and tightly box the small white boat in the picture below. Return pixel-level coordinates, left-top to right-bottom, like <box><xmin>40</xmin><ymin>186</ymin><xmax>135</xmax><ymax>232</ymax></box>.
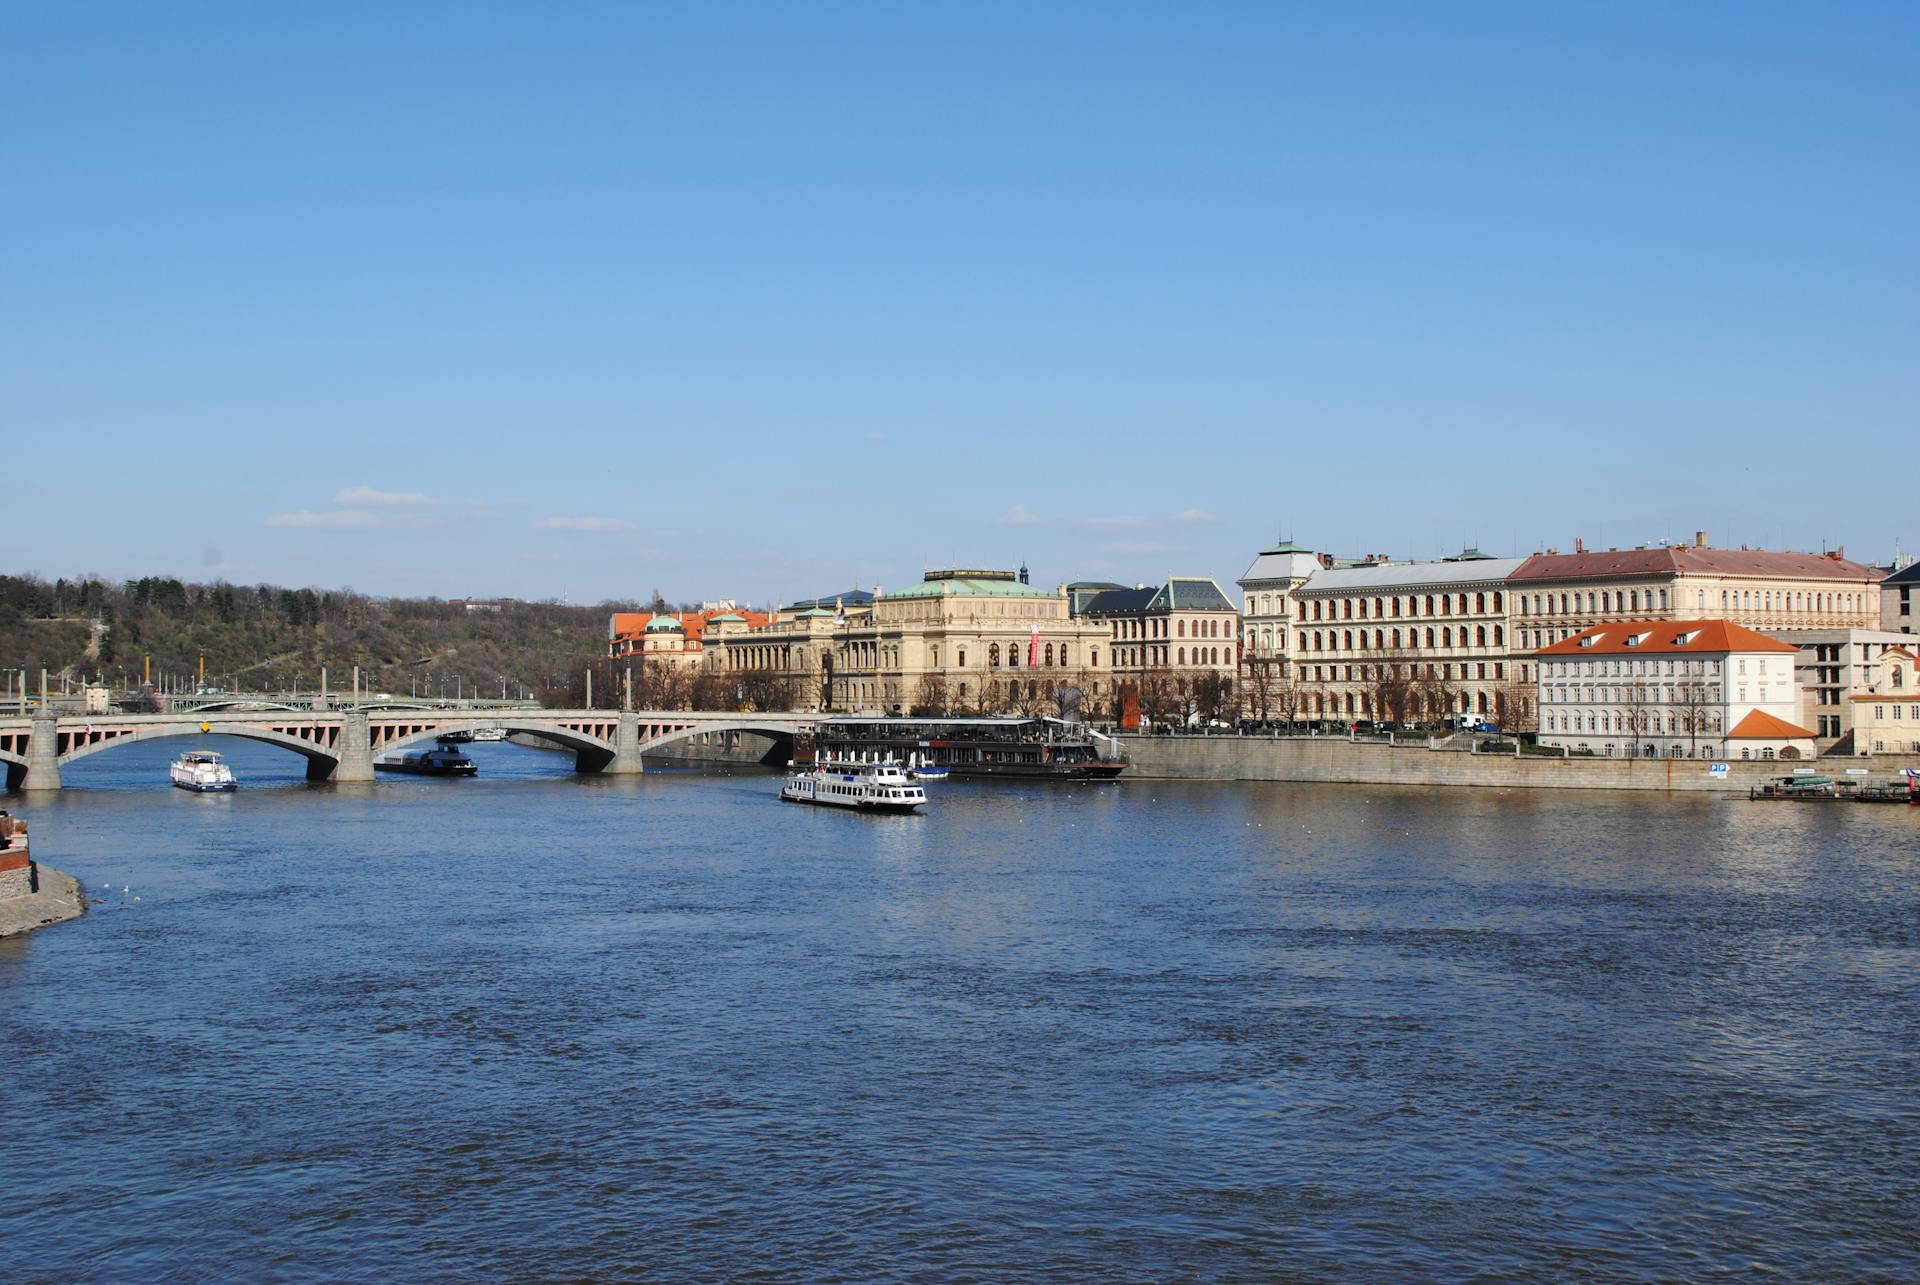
<box><xmin>170</xmin><ymin>750</ymin><xmax>237</xmax><ymax>792</ymax></box>
<box><xmin>470</xmin><ymin>727</ymin><xmax>508</xmax><ymax>742</ymax></box>
<box><xmin>780</xmin><ymin>757</ymin><xmax>927</xmax><ymax>812</ymax></box>
<box><xmin>909</xmin><ymin>765</ymin><xmax>950</xmax><ymax>781</ymax></box>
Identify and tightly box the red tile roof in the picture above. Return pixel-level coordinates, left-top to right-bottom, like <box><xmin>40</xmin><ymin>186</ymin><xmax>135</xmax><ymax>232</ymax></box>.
<box><xmin>1511</xmin><ymin>548</ymin><xmax>1883</xmax><ymax>583</ymax></box>
<box><xmin>1536</xmin><ymin>619</ymin><xmax>1797</xmax><ymax>656</ymax></box>
<box><xmin>1727</xmin><ymin>709</ymin><xmax>1816</xmax><ymax>740</ymax></box>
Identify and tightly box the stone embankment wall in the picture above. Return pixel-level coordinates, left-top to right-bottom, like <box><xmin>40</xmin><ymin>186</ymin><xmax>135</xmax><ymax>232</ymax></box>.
<box><xmin>1120</xmin><ymin>734</ymin><xmax>1920</xmax><ymax>793</ymax></box>
<box><xmin>0</xmin><ymin>851</ymin><xmax>31</xmax><ymax>900</ymax></box>
<box><xmin>0</xmin><ymin>861</ymin><xmax>86</xmax><ymax>938</ymax></box>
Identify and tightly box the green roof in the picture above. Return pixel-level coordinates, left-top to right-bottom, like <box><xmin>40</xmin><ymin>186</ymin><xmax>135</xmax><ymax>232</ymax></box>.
<box><xmin>794</xmin><ymin>607</ymin><xmax>836</xmax><ymax>618</ymax></box>
<box><xmin>881</xmin><ymin>577</ymin><xmax>1053</xmax><ymax>600</ymax></box>
<box><xmin>644</xmin><ymin>614</ymin><xmax>684</xmax><ymax>633</ymax></box>
<box><xmin>707</xmin><ymin>612</ymin><xmax>746</xmax><ymax>623</ymax></box>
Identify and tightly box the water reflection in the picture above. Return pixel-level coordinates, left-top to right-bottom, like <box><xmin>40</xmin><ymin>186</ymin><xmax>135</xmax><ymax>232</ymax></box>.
<box><xmin>3</xmin><ymin>752</ymin><xmax>1916</xmax><ymax>1279</ymax></box>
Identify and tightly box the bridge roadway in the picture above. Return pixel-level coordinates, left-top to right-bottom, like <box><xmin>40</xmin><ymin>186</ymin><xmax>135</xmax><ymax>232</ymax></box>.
<box><xmin>0</xmin><ymin>709</ymin><xmax>814</xmax><ymax>792</ymax></box>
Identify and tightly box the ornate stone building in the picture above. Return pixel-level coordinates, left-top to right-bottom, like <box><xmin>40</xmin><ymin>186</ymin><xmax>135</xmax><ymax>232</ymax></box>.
<box><xmin>1508</xmin><ymin>536</ymin><xmax>1884</xmax><ymax>651</ymax></box>
<box><xmin>1289</xmin><ymin>553</ymin><xmax>1528</xmax><ymax>725</ymax></box>
<box><xmin>1073</xmin><ymin>577</ymin><xmax>1241</xmax><ymax>720</ymax></box>
<box><xmin>703</xmin><ymin>569</ymin><xmax>1110</xmax><ymax>715</ymax></box>
<box><xmin>1235</xmin><ymin>539</ymin><xmax>1326</xmax><ymax>676</ymax></box>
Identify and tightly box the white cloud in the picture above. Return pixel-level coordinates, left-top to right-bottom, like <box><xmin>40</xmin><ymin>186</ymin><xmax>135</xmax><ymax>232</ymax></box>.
<box><xmin>1172</xmin><ymin>507</ymin><xmax>1217</xmax><ymax>524</ymax></box>
<box><xmin>333</xmin><ymin>486</ymin><xmax>441</xmax><ymax>508</ymax></box>
<box><xmin>536</xmin><ymin>516</ymin><xmax>635</xmax><ymax>532</ymax></box>
<box><xmin>995</xmin><ymin>504</ymin><xmax>1044</xmax><ymax>527</ymax></box>
<box><xmin>265</xmin><ymin>509</ymin><xmax>377</xmax><ymax>530</ymax></box>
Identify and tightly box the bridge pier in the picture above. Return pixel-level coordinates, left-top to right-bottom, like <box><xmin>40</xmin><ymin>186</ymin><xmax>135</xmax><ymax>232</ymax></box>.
<box><xmin>22</xmin><ymin>719</ymin><xmax>61</xmax><ymax>792</ymax></box>
<box><xmin>604</xmin><ymin>712</ymin><xmax>644</xmax><ymax>775</ymax></box>
<box><xmin>332</xmin><ymin>711</ymin><xmax>375</xmax><ymax>783</ymax></box>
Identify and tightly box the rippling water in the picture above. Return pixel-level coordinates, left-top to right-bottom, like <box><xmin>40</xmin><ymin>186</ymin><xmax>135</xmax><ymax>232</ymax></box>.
<box><xmin>3</xmin><ymin>738</ymin><xmax>1917</xmax><ymax>1280</ymax></box>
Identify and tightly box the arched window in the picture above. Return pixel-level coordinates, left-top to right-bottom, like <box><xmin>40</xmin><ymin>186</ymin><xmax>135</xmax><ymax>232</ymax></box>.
<box><xmin>1476</xmin><ymin>625</ymin><xmax>1487</xmax><ymax>647</ymax></box>
<box><xmin>1494</xmin><ymin>625</ymin><xmax>1504</xmax><ymax>645</ymax></box>
<box><xmin>1343</xmin><ymin>630</ymin><xmax>1353</xmax><ymax>649</ymax></box>
<box><xmin>1044</xmin><ymin>644</ymin><xmax>1054</xmax><ymax>666</ymax></box>
<box><xmin>1492</xmin><ymin>592</ymin><xmax>1503</xmax><ymax>612</ymax></box>
<box><xmin>1426</xmin><ymin>627</ymin><xmax>1436</xmax><ymax>648</ymax></box>
<box><xmin>989</xmin><ymin>643</ymin><xmax>1000</xmax><ymax>667</ymax></box>
<box><xmin>1392</xmin><ymin>629</ymin><xmax>1402</xmax><ymax>648</ymax></box>
<box><xmin>1177</xmin><ymin>620</ymin><xmax>1186</xmax><ymax>637</ymax></box>
<box><xmin>1893</xmin><ymin>667</ymin><xmax>1905</xmax><ymax>688</ymax></box>
<box><xmin>1442</xmin><ymin>627</ymin><xmax>1453</xmax><ymax>647</ymax></box>
<box><xmin>1374</xmin><ymin>629</ymin><xmax>1385</xmax><ymax>649</ymax></box>
<box><xmin>1475</xmin><ymin>592</ymin><xmax>1485</xmax><ymax>613</ymax></box>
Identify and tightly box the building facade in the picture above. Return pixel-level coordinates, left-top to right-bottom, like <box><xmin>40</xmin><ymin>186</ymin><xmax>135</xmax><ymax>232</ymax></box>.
<box><xmin>1508</xmin><ymin>537</ymin><xmax>1884</xmax><ymax>652</ymax></box>
<box><xmin>1074</xmin><ymin>577</ymin><xmax>1241</xmax><ymax>721</ymax></box>
<box><xmin>1881</xmin><ymin>559</ymin><xmax>1919</xmax><ymax>635</ymax></box>
<box><xmin>1849</xmin><ymin>645</ymin><xmax>1920</xmax><ymax>755</ymax></box>
<box><xmin>703</xmin><ymin>569</ymin><xmax>1110</xmax><ymax>715</ymax></box>
<box><xmin>1235</xmin><ymin>540</ymin><xmax>1328</xmax><ymax>678</ymax></box>
<box><xmin>1288</xmin><ymin>554</ymin><xmax>1529</xmax><ymax>726</ymax></box>
<box><xmin>1536</xmin><ymin>620</ymin><xmax>1816</xmax><ymax>760</ymax></box>
<box><xmin>1786</xmin><ymin>629</ymin><xmax>1920</xmax><ymax>747</ymax></box>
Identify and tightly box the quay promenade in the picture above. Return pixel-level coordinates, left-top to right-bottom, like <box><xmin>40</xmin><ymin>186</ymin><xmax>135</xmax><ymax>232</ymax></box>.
<box><xmin>1120</xmin><ymin>733</ymin><xmax>1920</xmax><ymax>793</ymax></box>
<box><xmin>0</xmin><ymin>708</ymin><xmax>812</xmax><ymax>791</ymax></box>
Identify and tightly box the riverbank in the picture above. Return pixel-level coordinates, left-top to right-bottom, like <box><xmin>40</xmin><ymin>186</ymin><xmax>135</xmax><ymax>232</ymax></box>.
<box><xmin>0</xmin><ymin>862</ymin><xmax>86</xmax><ymax>938</ymax></box>
<box><xmin>1120</xmin><ymin>733</ymin><xmax>1920</xmax><ymax>793</ymax></box>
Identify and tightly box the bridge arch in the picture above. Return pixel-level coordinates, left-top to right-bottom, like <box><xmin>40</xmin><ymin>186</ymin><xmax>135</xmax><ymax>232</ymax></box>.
<box><xmin>375</xmin><ymin>719</ymin><xmax>621</xmax><ymax>773</ymax></box>
<box><xmin>56</xmin><ymin>723</ymin><xmax>342</xmax><ymax>778</ymax></box>
<box><xmin>635</xmin><ymin>721</ymin><xmax>799</xmax><ymax>765</ymax></box>
<box><xmin>0</xmin><ymin>747</ymin><xmax>26</xmax><ymax>793</ymax></box>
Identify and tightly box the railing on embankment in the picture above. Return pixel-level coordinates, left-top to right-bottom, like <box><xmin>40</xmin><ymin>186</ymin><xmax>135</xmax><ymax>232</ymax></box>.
<box><xmin>1118</xmin><ymin>734</ymin><xmax>1920</xmax><ymax>794</ymax></box>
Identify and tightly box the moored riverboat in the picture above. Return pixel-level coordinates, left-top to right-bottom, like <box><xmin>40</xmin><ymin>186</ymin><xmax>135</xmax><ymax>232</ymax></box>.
<box><xmin>780</xmin><ymin>757</ymin><xmax>927</xmax><ymax>812</ymax></box>
<box><xmin>170</xmin><ymin>750</ymin><xmax>238</xmax><ymax>792</ymax></box>
<box><xmin>376</xmin><ymin>738</ymin><xmax>478</xmax><ymax>777</ymax></box>
<box><xmin>808</xmin><ymin>717</ymin><xmax>1125</xmax><ymax>782</ymax></box>
<box><xmin>1748</xmin><ymin>775</ymin><xmax>1836</xmax><ymax>801</ymax></box>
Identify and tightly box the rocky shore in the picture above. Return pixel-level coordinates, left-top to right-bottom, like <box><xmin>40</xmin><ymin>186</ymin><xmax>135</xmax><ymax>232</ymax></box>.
<box><xmin>0</xmin><ymin>863</ymin><xmax>87</xmax><ymax>938</ymax></box>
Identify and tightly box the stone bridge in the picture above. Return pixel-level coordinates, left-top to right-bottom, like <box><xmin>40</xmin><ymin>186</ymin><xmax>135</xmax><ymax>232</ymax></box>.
<box><xmin>0</xmin><ymin>709</ymin><xmax>813</xmax><ymax>791</ymax></box>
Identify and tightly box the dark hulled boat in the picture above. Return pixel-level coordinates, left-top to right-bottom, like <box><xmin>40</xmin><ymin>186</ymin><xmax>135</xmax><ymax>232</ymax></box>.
<box><xmin>375</xmin><ymin>738</ymin><xmax>478</xmax><ymax>777</ymax></box>
<box><xmin>808</xmin><ymin>717</ymin><xmax>1125</xmax><ymax>782</ymax></box>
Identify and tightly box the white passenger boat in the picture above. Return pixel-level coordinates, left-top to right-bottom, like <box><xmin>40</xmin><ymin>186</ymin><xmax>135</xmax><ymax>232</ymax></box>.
<box><xmin>470</xmin><ymin>727</ymin><xmax>508</xmax><ymax>742</ymax></box>
<box><xmin>780</xmin><ymin>757</ymin><xmax>927</xmax><ymax>812</ymax></box>
<box><xmin>170</xmin><ymin>750</ymin><xmax>237</xmax><ymax>792</ymax></box>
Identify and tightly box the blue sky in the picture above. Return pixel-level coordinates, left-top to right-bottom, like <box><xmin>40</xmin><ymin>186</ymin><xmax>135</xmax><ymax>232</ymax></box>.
<box><xmin>4</xmin><ymin>3</ymin><xmax>1914</xmax><ymax>605</ymax></box>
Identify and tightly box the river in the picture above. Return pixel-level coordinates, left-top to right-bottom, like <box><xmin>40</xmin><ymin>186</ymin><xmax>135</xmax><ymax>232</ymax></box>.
<box><xmin>2</xmin><ymin>738</ymin><xmax>1916</xmax><ymax>1279</ymax></box>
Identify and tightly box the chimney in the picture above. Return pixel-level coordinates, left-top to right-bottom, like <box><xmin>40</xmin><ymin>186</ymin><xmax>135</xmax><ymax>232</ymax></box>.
<box><xmin>1018</xmin><ymin>562</ymin><xmax>1029</xmax><ymax>585</ymax></box>
<box><xmin>1694</xmin><ymin>530</ymin><xmax>1707</xmax><ymax>548</ymax></box>
<box><xmin>1575</xmin><ymin>537</ymin><xmax>1585</xmax><ymax>553</ymax></box>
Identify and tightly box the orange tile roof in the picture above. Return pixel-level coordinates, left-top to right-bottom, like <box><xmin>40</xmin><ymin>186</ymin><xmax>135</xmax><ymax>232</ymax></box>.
<box><xmin>1535</xmin><ymin>619</ymin><xmax>1797</xmax><ymax>657</ymax></box>
<box><xmin>610</xmin><ymin>608</ymin><xmax>775</xmax><ymax>645</ymax></box>
<box><xmin>1727</xmin><ymin>709</ymin><xmax>1816</xmax><ymax>739</ymax></box>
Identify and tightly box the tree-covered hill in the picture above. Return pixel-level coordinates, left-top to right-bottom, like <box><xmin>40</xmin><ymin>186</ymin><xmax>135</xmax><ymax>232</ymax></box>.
<box><xmin>0</xmin><ymin>574</ymin><xmax>647</xmax><ymax>703</ymax></box>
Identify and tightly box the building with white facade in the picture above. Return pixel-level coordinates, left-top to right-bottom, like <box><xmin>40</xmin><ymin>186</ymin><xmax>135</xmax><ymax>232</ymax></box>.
<box><xmin>1290</xmin><ymin>552</ymin><xmax>1527</xmax><ymax>726</ymax></box>
<box><xmin>1536</xmin><ymin>620</ymin><xmax>1816</xmax><ymax>761</ymax></box>
<box><xmin>1235</xmin><ymin>539</ymin><xmax>1327</xmax><ymax>676</ymax></box>
<box><xmin>1849</xmin><ymin>645</ymin><xmax>1920</xmax><ymax>755</ymax></box>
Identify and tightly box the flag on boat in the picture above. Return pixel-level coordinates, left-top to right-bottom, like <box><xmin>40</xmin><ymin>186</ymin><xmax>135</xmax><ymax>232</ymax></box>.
<box><xmin>1029</xmin><ymin>624</ymin><xmax>1039</xmax><ymax>667</ymax></box>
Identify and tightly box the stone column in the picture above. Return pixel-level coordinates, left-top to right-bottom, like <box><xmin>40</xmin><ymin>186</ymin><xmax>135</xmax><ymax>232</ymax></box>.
<box><xmin>332</xmin><ymin>711</ymin><xmax>375</xmax><ymax>783</ymax></box>
<box><xmin>21</xmin><ymin>719</ymin><xmax>61</xmax><ymax>792</ymax></box>
<box><xmin>604</xmin><ymin>710</ymin><xmax>644</xmax><ymax>775</ymax></box>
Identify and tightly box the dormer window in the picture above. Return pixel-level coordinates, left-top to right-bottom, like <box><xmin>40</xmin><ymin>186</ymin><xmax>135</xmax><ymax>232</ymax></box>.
<box><xmin>1625</xmin><ymin>632</ymin><xmax>1651</xmax><ymax>648</ymax></box>
<box><xmin>1674</xmin><ymin>630</ymin><xmax>1700</xmax><ymax>646</ymax></box>
<box><xmin>1578</xmin><ymin>635</ymin><xmax>1597</xmax><ymax>648</ymax></box>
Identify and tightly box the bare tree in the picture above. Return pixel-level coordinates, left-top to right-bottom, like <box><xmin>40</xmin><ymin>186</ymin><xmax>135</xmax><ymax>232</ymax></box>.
<box><xmin>1243</xmin><ymin>657</ymin><xmax>1277</xmax><ymax>725</ymax></box>
<box><xmin>1620</xmin><ymin>677</ymin><xmax>1655</xmax><ymax>757</ymax></box>
<box><xmin>1675</xmin><ymin>673</ymin><xmax>1713</xmax><ymax>758</ymax></box>
<box><xmin>911</xmin><ymin>672</ymin><xmax>951</xmax><ymax>717</ymax></box>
